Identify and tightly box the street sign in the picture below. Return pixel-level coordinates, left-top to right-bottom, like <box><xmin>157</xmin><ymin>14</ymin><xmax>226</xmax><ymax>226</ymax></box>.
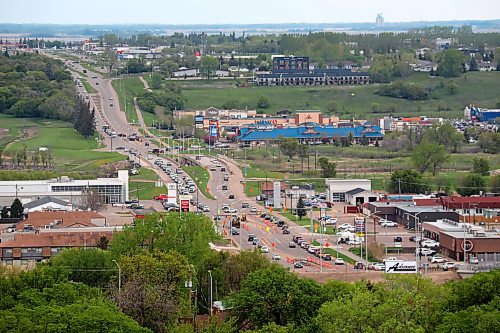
<box><xmin>181</xmin><ymin>200</ymin><xmax>189</xmax><ymax>212</ymax></box>
<box><xmin>325</xmin><ymin>242</ymin><xmax>330</xmax><ymax>247</ymax></box>
<box><xmin>271</xmin><ymin>243</ymin><xmax>275</xmax><ymax>248</ymax></box>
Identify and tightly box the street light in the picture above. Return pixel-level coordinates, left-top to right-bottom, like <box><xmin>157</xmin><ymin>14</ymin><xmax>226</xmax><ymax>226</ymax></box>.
<box><xmin>364</xmin><ymin>210</ymin><xmax>381</xmax><ymax>269</ymax></box>
<box><xmin>405</xmin><ymin>207</ymin><xmax>435</xmax><ymax>274</ymax></box>
<box><xmin>112</xmin><ymin>259</ymin><xmax>121</xmax><ymax>293</ymax></box>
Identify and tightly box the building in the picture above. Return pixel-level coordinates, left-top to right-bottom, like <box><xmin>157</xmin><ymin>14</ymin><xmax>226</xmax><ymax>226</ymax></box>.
<box><xmin>478</xmin><ymin>61</ymin><xmax>497</xmax><ymax>71</ymax></box>
<box><xmin>464</xmin><ymin>105</ymin><xmax>500</xmax><ymax>124</ymax></box>
<box><xmin>345</xmin><ymin>188</ymin><xmax>380</xmax><ymax>206</ymax></box>
<box><xmin>255</xmin><ymin>68</ymin><xmax>369</xmax><ymax>86</ymax></box>
<box><xmin>238</xmin><ymin>125</ymin><xmax>383</xmax><ymax>146</ymax></box>
<box><xmin>272</xmin><ymin>56</ymin><xmax>309</xmax><ymax>72</ymax></box>
<box><xmin>0</xmin><ymin>170</ymin><xmax>129</xmax><ymax>206</ymax></box>
<box><xmin>172</xmin><ymin>67</ymin><xmax>199</xmax><ymax>78</ymax></box>
<box><xmin>23</xmin><ymin>196</ymin><xmax>75</xmax><ymax>212</ymax></box>
<box><xmin>325</xmin><ymin>179</ymin><xmax>372</xmax><ymax>203</ymax></box>
<box><xmin>0</xmin><ymin>229</ymin><xmax>115</xmax><ymax>269</ymax></box>
<box><xmin>435</xmin><ymin>38</ymin><xmax>456</xmax><ymax>50</ymax></box>
<box><xmin>410</xmin><ymin>60</ymin><xmax>438</xmax><ymax>72</ymax></box>
<box><xmin>376</xmin><ymin>13</ymin><xmax>384</xmax><ymax>27</ymax></box>
<box><xmin>440</xmin><ymin>196</ymin><xmax>500</xmax><ymax>224</ymax></box>
<box><xmin>17</xmin><ymin>211</ymin><xmax>106</xmax><ymax>231</ymax></box>
<box><xmin>422</xmin><ymin>219</ymin><xmax>500</xmax><ymax>262</ymax></box>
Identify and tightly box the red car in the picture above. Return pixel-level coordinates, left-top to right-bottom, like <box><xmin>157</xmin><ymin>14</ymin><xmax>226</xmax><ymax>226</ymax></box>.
<box><xmin>154</xmin><ymin>194</ymin><xmax>168</xmax><ymax>201</ymax></box>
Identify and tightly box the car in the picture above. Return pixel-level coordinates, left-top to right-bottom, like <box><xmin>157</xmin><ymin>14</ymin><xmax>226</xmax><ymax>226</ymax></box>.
<box><xmin>469</xmin><ymin>257</ymin><xmax>479</xmax><ymax>264</ymax></box>
<box><xmin>338</xmin><ymin>223</ymin><xmax>353</xmax><ymax>230</ymax></box>
<box><xmin>419</xmin><ymin>248</ymin><xmax>435</xmax><ymax>256</ymax></box>
<box><xmin>265</xmin><ymin>216</ymin><xmax>272</xmax><ymax>221</ymax></box>
<box><xmin>260</xmin><ymin>246</ymin><xmax>269</xmax><ymax>253</ymax></box>
<box><xmin>334</xmin><ymin>258</ymin><xmax>345</xmax><ymax>265</ymax></box>
<box><xmin>277</xmin><ymin>220</ymin><xmax>285</xmax><ymax>227</ymax></box>
<box><xmin>322</xmin><ymin>254</ymin><xmax>332</xmax><ymax>261</ymax></box>
<box><xmin>383</xmin><ymin>257</ymin><xmax>399</xmax><ymax>263</ymax></box>
<box><xmin>282</xmin><ymin>228</ymin><xmax>290</xmax><ymax>234</ymax></box>
<box><xmin>222</xmin><ymin>185</ymin><xmax>228</xmax><ymax>190</ymax></box>
<box><xmin>228</xmin><ymin>194</ymin><xmax>235</xmax><ymax>199</ymax></box>
<box><xmin>430</xmin><ymin>255</ymin><xmax>446</xmax><ymax>263</ymax></box>
<box><xmin>154</xmin><ymin>194</ymin><xmax>168</xmax><ymax>201</ymax></box>
<box><xmin>347</xmin><ymin>239</ymin><xmax>362</xmax><ymax>245</ymax></box>
<box><xmin>300</xmin><ymin>242</ymin><xmax>310</xmax><ymax>249</ymax></box>
<box><xmin>409</xmin><ymin>236</ymin><xmax>417</xmax><ymax>242</ymax></box>
<box><xmin>272</xmin><ymin>254</ymin><xmax>281</xmax><ymax>261</ymax></box>
<box><xmin>203</xmin><ymin>206</ymin><xmax>210</xmax><ymax>212</ymax></box>
<box><xmin>110</xmin><ymin>103</ymin><xmax>113</xmax><ymax>107</ymax></box>
<box><xmin>247</xmin><ymin>234</ymin><xmax>255</xmax><ymax>242</ymax></box>
<box><xmin>441</xmin><ymin>262</ymin><xmax>457</xmax><ymax>270</ymax></box>
<box><xmin>289</xmin><ymin>241</ymin><xmax>296</xmax><ymax>248</ymax></box>
<box><xmin>242</xmin><ymin>202</ymin><xmax>249</xmax><ymax>208</ymax></box>
<box><xmin>220</xmin><ymin>167</ymin><xmax>226</xmax><ymax>172</ymax></box>
<box><xmin>293</xmin><ymin>262</ymin><xmax>304</xmax><ymax>269</ymax></box>
<box><xmin>252</xmin><ymin>238</ymin><xmax>260</xmax><ymax>246</ymax></box>
<box><xmin>368</xmin><ymin>263</ymin><xmax>386</xmax><ymax>271</ymax></box>
<box><xmin>421</xmin><ymin>240</ymin><xmax>440</xmax><ymax>248</ymax></box>
<box><xmin>354</xmin><ymin>262</ymin><xmax>365</xmax><ymax>270</ymax></box>
<box><xmin>381</xmin><ymin>221</ymin><xmax>397</xmax><ymax>227</ymax></box>
<box><xmin>394</xmin><ymin>236</ymin><xmax>403</xmax><ymax>242</ymax></box>
<box><xmin>307</xmin><ymin>246</ymin><xmax>318</xmax><ymax>254</ymax></box>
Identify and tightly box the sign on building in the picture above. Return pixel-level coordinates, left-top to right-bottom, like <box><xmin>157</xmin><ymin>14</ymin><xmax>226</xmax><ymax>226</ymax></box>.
<box><xmin>385</xmin><ymin>261</ymin><xmax>417</xmax><ymax>274</ymax></box>
<box><xmin>273</xmin><ymin>181</ymin><xmax>281</xmax><ymax>209</ymax></box>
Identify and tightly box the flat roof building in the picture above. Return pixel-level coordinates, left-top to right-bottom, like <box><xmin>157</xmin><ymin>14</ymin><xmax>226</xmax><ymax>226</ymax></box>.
<box><xmin>0</xmin><ymin>170</ymin><xmax>129</xmax><ymax>206</ymax></box>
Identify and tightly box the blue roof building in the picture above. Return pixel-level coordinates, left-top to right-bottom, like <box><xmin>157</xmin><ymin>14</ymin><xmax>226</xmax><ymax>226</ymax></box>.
<box><xmin>238</xmin><ymin>125</ymin><xmax>383</xmax><ymax>143</ymax></box>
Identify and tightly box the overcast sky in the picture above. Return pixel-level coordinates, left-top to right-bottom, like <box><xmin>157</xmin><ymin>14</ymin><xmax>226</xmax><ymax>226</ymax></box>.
<box><xmin>2</xmin><ymin>0</ymin><xmax>500</xmax><ymax>25</ymax></box>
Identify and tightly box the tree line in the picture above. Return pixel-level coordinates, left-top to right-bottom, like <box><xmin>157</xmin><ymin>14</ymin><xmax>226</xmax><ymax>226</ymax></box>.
<box><xmin>72</xmin><ymin>96</ymin><xmax>95</xmax><ymax>138</ymax></box>
<box><xmin>0</xmin><ymin>211</ymin><xmax>498</xmax><ymax>332</ymax></box>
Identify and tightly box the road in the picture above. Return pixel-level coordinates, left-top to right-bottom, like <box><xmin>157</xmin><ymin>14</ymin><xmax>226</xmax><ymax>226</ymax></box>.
<box><xmin>51</xmin><ymin>53</ymin><xmax>374</xmax><ymax>273</ymax></box>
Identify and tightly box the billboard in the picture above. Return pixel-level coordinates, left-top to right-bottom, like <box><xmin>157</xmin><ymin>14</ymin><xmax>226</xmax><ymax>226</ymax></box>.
<box><xmin>167</xmin><ymin>183</ymin><xmax>177</xmax><ymax>204</ymax></box>
<box><xmin>195</xmin><ymin>116</ymin><xmax>204</xmax><ymax>124</ymax></box>
<box><xmin>385</xmin><ymin>261</ymin><xmax>417</xmax><ymax>274</ymax></box>
<box><xmin>273</xmin><ymin>181</ymin><xmax>281</xmax><ymax>209</ymax></box>
<box><xmin>179</xmin><ymin>194</ymin><xmax>192</xmax><ymax>213</ymax></box>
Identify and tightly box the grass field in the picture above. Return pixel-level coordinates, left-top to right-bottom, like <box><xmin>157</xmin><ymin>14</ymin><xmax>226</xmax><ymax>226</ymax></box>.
<box><xmin>81</xmin><ymin>78</ymin><xmax>97</xmax><ymax>94</ymax></box>
<box><xmin>111</xmin><ymin>77</ymin><xmax>146</xmax><ymax>123</ymax></box>
<box><xmin>4</xmin><ymin>116</ymin><xmax>125</xmax><ymax>172</ymax></box>
<box><xmin>182</xmin><ymin>165</ymin><xmax>215</xmax><ymax>199</ymax></box>
<box><xmin>129</xmin><ymin>168</ymin><xmax>159</xmax><ymax>181</ymax></box>
<box><xmin>180</xmin><ymin>72</ymin><xmax>500</xmax><ymax>119</ymax></box>
<box><xmin>129</xmin><ymin>181</ymin><xmax>167</xmax><ymax>200</ymax></box>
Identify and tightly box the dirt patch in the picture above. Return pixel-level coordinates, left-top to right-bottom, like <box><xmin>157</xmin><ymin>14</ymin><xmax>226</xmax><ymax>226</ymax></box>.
<box><xmin>297</xmin><ymin>270</ymin><xmax>460</xmax><ymax>284</ymax></box>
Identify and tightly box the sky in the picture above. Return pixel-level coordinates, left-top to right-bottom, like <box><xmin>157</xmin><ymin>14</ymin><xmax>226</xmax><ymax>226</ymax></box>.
<box><xmin>1</xmin><ymin>0</ymin><xmax>500</xmax><ymax>25</ymax></box>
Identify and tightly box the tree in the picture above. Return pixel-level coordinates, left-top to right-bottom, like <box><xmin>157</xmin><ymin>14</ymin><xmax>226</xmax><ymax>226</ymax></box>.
<box><xmin>233</xmin><ymin>266</ymin><xmax>325</xmax><ymax>330</ymax></box>
<box><xmin>411</xmin><ymin>142</ymin><xmax>449</xmax><ymax>175</ymax></box>
<box><xmin>317</xmin><ymin>157</ymin><xmax>336</xmax><ymax>178</ymax></box>
<box><xmin>151</xmin><ymin>73</ymin><xmax>163</xmax><ymax>89</ymax></box>
<box><xmin>10</xmin><ymin>198</ymin><xmax>23</xmax><ymax>218</ymax></box>
<box><xmin>200</xmin><ymin>56</ymin><xmax>218</xmax><ymax>79</ymax></box>
<box><xmin>96</xmin><ymin>235</ymin><xmax>110</xmax><ymax>250</ymax></box>
<box><xmin>221</xmin><ymin>250</ymin><xmax>272</xmax><ymax>294</ymax></box>
<box><xmin>478</xmin><ymin>132</ymin><xmax>500</xmax><ymax>154</ymax></box>
<box><xmin>297</xmin><ymin>144</ymin><xmax>308</xmax><ymax>173</ymax></box>
<box><xmin>111</xmin><ymin>251</ymin><xmax>190</xmax><ymax>333</ymax></box>
<box><xmin>81</xmin><ymin>188</ymin><xmax>104</xmax><ymax>211</ymax></box>
<box><xmin>360</xmin><ymin>134</ymin><xmax>369</xmax><ymax>146</ymax></box>
<box><xmin>437</xmin><ymin>49</ymin><xmax>464</xmax><ymax>77</ymax></box>
<box><xmin>110</xmin><ymin>212</ymin><xmax>218</xmax><ymax>267</ymax></box>
<box><xmin>389</xmin><ymin>170</ymin><xmax>428</xmax><ymax>194</ymax></box>
<box><xmin>472</xmin><ymin>157</ymin><xmax>490</xmax><ymax>176</ymax></box>
<box><xmin>469</xmin><ymin>56</ymin><xmax>478</xmax><ymax>71</ymax></box>
<box><xmin>490</xmin><ymin>175</ymin><xmax>500</xmax><ymax>193</ymax></box>
<box><xmin>1</xmin><ymin>206</ymin><xmax>9</xmax><ymax>218</ymax></box>
<box><xmin>102</xmin><ymin>48</ymin><xmax>118</xmax><ymax>77</ymax></box>
<box><xmin>50</xmin><ymin>248</ymin><xmax>116</xmax><ymax>288</ymax></box>
<box><xmin>457</xmin><ymin>173</ymin><xmax>486</xmax><ymax>196</ymax></box>
<box><xmin>279</xmin><ymin>138</ymin><xmax>299</xmax><ymax>161</ymax></box>
<box><xmin>422</xmin><ymin>123</ymin><xmax>463</xmax><ymax>153</ymax></box>
<box><xmin>257</xmin><ymin>96</ymin><xmax>270</xmax><ymax>109</ymax></box>
<box><xmin>296</xmin><ymin>197</ymin><xmax>307</xmax><ymax>220</ymax></box>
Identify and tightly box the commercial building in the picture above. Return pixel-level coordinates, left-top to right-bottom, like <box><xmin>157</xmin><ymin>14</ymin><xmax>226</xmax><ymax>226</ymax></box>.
<box><xmin>272</xmin><ymin>56</ymin><xmax>309</xmax><ymax>71</ymax></box>
<box><xmin>325</xmin><ymin>179</ymin><xmax>372</xmax><ymax>203</ymax></box>
<box><xmin>0</xmin><ymin>170</ymin><xmax>129</xmax><ymax>206</ymax></box>
<box><xmin>422</xmin><ymin>219</ymin><xmax>500</xmax><ymax>262</ymax></box>
<box><xmin>238</xmin><ymin>124</ymin><xmax>383</xmax><ymax>146</ymax></box>
<box><xmin>255</xmin><ymin>69</ymin><xmax>369</xmax><ymax>86</ymax></box>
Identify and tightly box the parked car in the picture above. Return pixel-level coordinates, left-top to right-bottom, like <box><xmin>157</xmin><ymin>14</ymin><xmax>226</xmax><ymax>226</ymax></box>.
<box><xmin>322</xmin><ymin>254</ymin><xmax>332</xmax><ymax>261</ymax></box>
<box><xmin>338</xmin><ymin>223</ymin><xmax>353</xmax><ymax>230</ymax></box>
<box><xmin>282</xmin><ymin>228</ymin><xmax>290</xmax><ymax>234</ymax></box>
<box><xmin>154</xmin><ymin>194</ymin><xmax>168</xmax><ymax>201</ymax></box>
<box><xmin>381</xmin><ymin>221</ymin><xmax>397</xmax><ymax>227</ymax></box>
<box><xmin>419</xmin><ymin>248</ymin><xmax>436</xmax><ymax>256</ymax></box>
<box><xmin>231</xmin><ymin>227</ymin><xmax>239</xmax><ymax>235</ymax></box>
<box><xmin>394</xmin><ymin>236</ymin><xmax>403</xmax><ymax>242</ymax></box>
<box><xmin>368</xmin><ymin>263</ymin><xmax>385</xmax><ymax>271</ymax></box>
<box><xmin>441</xmin><ymin>262</ymin><xmax>456</xmax><ymax>270</ymax></box>
<box><xmin>421</xmin><ymin>240</ymin><xmax>440</xmax><ymax>248</ymax></box>
<box><xmin>289</xmin><ymin>242</ymin><xmax>296</xmax><ymax>248</ymax></box>
<box><xmin>469</xmin><ymin>257</ymin><xmax>479</xmax><ymax>264</ymax></box>
<box><xmin>354</xmin><ymin>262</ymin><xmax>365</xmax><ymax>270</ymax></box>
<box><xmin>293</xmin><ymin>261</ymin><xmax>304</xmax><ymax>269</ymax></box>
<box><xmin>247</xmin><ymin>234</ymin><xmax>255</xmax><ymax>242</ymax></box>
<box><xmin>272</xmin><ymin>254</ymin><xmax>281</xmax><ymax>261</ymax></box>
<box><xmin>260</xmin><ymin>246</ymin><xmax>269</xmax><ymax>253</ymax></box>
<box><xmin>430</xmin><ymin>255</ymin><xmax>446</xmax><ymax>263</ymax></box>
<box><xmin>347</xmin><ymin>239</ymin><xmax>362</xmax><ymax>245</ymax></box>
<box><xmin>383</xmin><ymin>257</ymin><xmax>399</xmax><ymax>263</ymax></box>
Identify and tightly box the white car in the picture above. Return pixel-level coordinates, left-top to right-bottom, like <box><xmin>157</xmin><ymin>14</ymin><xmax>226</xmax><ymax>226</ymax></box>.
<box><xmin>347</xmin><ymin>239</ymin><xmax>361</xmax><ymax>245</ymax></box>
<box><xmin>383</xmin><ymin>257</ymin><xmax>399</xmax><ymax>263</ymax></box>
<box><xmin>419</xmin><ymin>248</ymin><xmax>435</xmax><ymax>256</ymax></box>
<box><xmin>421</xmin><ymin>240</ymin><xmax>440</xmax><ymax>248</ymax></box>
<box><xmin>260</xmin><ymin>246</ymin><xmax>269</xmax><ymax>253</ymax></box>
<box><xmin>430</xmin><ymin>255</ymin><xmax>446</xmax><ymax>263</ymax></box>
<box><xmin>338</xmin><ymin>223</ymin><xmax>353</xmax><ymax>230</ymax></box>
<box><xmin>272</xmin><ymin>254</ymin><xmax>281</xmax><ymax>261</ymax></box>
<box><xmin>380</xmin><ymin>221</ymin><xmax>397</xmax><ymax>227</ymax></box>
<box><xmin>307</xmin><ymin>246</ymin><xmax>318</xmax><ymax>254</ymax></box>
<box><xmin>334</xmin><ymin>258</ymin><xmax>345</xmax><ymax>265</ymax></box>
<box><xmin>441</xmin><ymin>262</ymin><xmax>456</xmax><ymax>270</ymax></box>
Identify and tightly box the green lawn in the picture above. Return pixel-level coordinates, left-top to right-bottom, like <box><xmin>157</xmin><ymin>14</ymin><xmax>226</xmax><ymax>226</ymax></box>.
<box><xmin>5</xmin><ymin>120</ymin><xmax>125</xmax><ymax>172</ymax></box>
<box><xmin>311</xmin><ymin>241</ymin><xmax>357</xmax><ymax>264</ymax></box>
<box><xmin>129</xmin><ymin>181</ymin><xmax>167</xmax><ymax>200</ymax></box>
<box><xmin>180</xmin><ymin>72</ymin><xmax>500</xmax><ymax>119</ymax></box>
<box><xmin>111</xmin><ymin>77</ymin><xmax>146</xmax><ymax>124</ymax></box>
<box><xmin>182</xmin><ymin>165</ymin><xmax>215</xmax><ymax>200</ymax></box>
<box><xmin>0</xmin><ymin>115</ymin><xmax>39</xmax><ymax>148</ymax></box>
<box><xmin>242</xmin><ymin>165</ymin><xmax>285</xmax><ymax>179</ymax></box>
<box><xmin>244</xmin><ymin>180</ymin><xmax>260</xmax><ymax>197</ymax></box>
<box><xmin>129</xmin><ymin>168</ymin><xmax>159</xmax><ymax>181</ymax></box>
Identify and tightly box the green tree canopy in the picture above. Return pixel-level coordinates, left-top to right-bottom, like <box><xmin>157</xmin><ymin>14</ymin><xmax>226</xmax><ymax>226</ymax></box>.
<box><xmin>457</xmin><ymin>173</ymin><xmax>486</xmax><ymax>196</ymax></box>
<box><xmin>472</xmin><ymin>157</ymin><xmax>490</xmax><ymax>176</ymax></box>
<box><xmin>317</xmin><ymin>157</ymin><xmax>337</xmax><ymax>178</ymax></box>
<box><xmin>411</xmin><ymin>142</ymin><xmax>449</xmax><ymax>175</ymax></box>
<box><xmin>437</xmin><ymin>49</ymin><xmax>464</xmax><ymax>77</ymax></box>
<box><xmin>422</xmin><ymin>123</ymin><xmax>463</xmax><ymax>153</ymax></box>
<box><xmin>389</xmin><ymin>170</ymin><xmax>428</xmax><ymax>194</ymax></box>
<box><xmin>200</xmin><ymin>56</ymin><xmax>218</xmax><ymax>79</ymax></box>
<box><xmin>279</xmin><ymin>137</ymin><xmax>299</xmax><ymax>161</ymax></box>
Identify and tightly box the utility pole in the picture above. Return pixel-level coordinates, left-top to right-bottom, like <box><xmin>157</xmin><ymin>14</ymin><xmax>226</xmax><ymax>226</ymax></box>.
<box><xmin>398</xmin><ymin>179</ymin><xmax>401</xmax><ymax>196</ymax></box>
<box><xmin>112</xmin><ymin>260</ymin><xmax>121</xmax><ymax>293</ymax></box>
<box><xmin>208</xmin><ymin>270</ymin><xmax>213</xmax><ymax>316</ymax></box>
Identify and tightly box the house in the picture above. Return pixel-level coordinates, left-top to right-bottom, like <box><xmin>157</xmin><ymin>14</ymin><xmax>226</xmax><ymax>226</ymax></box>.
<box><xmin>411</xmin><ymin>60</ymin><xmax>438</xmax><ymax>72</ymax></box>
<box><xmin>478</xmin><ymin>61</ymin><xmax>497</xmax><ymax>71</ymax></box>
<box><xmin>345</xmin><ymin>188</ymin><xmax>380</xmax><ymax>206</ymax></box>
<box><xmin>17</xmin><ymin>211</ymin><xmax>106</xmax><ymax>231</ymax></box>
<box><xmin>23</xmin><ymin>196</ymin><xmax>75</xmax><ymax>212</ymax></box>
<box><xmin>0</xmin><ymin>230</ymin><xmax>114</xmax><ymax>269</ymax></box>
<box><xmin>215</xmin><ymin>70</ymin><xmax>230</xmax><ymax>77</ymax></box>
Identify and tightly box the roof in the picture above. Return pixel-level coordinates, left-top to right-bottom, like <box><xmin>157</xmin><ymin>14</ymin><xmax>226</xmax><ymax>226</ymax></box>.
<box><xmin>0</xmin><ymin>231</ymin><xmax>114</xmax><ymax>248</ymax></box>
<box><xmin>17</xmin><ymin>211</ymin><xmax>104</xmax><ymax>231</ymax></box>
<box><xmin>441</xmin><ymin>196</ymin><xmax>500</xmax><ymax>209</ymax></box>
<box><xmin>346</xmin><ymin>188</ymin><xmax>367</xmax><ymax>196</ymax></box>
<box><xmin>23</xmin><ymin>196</ymin><xmax>72</xmax><ymax>209</ymax></box>
<box><xmin>238</xmin><ymin>125</ymin><xmax>383</xmax><ymax>141</ymax></box>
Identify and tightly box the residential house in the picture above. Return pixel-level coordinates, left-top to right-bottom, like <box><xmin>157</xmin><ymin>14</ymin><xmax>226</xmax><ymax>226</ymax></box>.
<box><xmin>17</xmin><ymin>211</ymin><xmax>106</xmax><ymax>231</ymax></box>
<box><xmin>478</xmin><ymin>61</ymin><xmax>497</xmax><ymax>71</ymax></box>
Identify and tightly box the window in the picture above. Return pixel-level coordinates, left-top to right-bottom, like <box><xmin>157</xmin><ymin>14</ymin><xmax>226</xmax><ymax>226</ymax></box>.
<box><xmin>4</xmin><ymin>249</ymin><xmax>12</xmax><ymax>254</ymax></box>
<box><xmin>21</xmin><ymin>260</ymin><xmax>29</xmax><ymax>266</ymax></box>
<box><xmin>21</xmin><ymin>248</ymin><xmax>28</xmax><ymax>254</ymax></box>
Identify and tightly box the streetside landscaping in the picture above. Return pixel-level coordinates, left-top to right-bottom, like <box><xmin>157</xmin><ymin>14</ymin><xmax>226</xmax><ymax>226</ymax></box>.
<box><xmin>128</xmin><ymin>181</ymin><xmax>167</xmax><ymax>201</ymax></box>
<box><xmin>81</xmin><ymin>78</ymin><xmax>97</xmax><ymax>93</ymax></box>
<box><xmin>111</xmin><ymin>77</ymin><xmax>146</xmax><ymax>123</ymax></box>
<box><xmin>182</xmin><ymin>165</ymin><xmax>215</xmax><ymax>199</ymax></box>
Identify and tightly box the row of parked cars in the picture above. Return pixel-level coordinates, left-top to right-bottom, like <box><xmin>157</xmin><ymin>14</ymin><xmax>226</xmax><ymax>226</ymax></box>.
<box><xmin>288</xmin><ymin>234</ymin><xmax>349</xmax><ymax>265</ymax></box>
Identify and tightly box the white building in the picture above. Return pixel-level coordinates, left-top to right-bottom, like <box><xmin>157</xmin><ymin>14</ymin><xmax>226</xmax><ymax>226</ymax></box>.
<box><xmin>325</xmin><ymin>179</ymin><xmax>371</xmax><ymax>203</ymax></box>
<box><xmin>172</xmin><ymin>68</ymin><xmax>199</xmax><ymax>78</ymax></box>
<box><xmin>23</xmin><ymin>196</ymin><xmax>75</xmax><ymax>212</ymax></box>
<box><xmin>0</xmin><ymin>170</ymin><xmax>129</xmax><ymax>206</ymax></box>
<box><xmin>345</xmin><ymin>188</ymin><xmax>380</xmax><ymax>206</ymax></box>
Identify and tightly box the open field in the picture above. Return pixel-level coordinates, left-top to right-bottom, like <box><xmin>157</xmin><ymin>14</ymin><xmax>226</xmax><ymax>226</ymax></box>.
<box><xmin>180</xmin><ymin>72</ymin><xmax>500</xmax><ymax>119</ymax></box>
<box><xmin>3</xmin><ymin>115</ymin><xmax>125</xmax><ymax>173</ymax></box>
<box><xmin>129</xmin><ymin>181</ymin><xmax>167</xmax><ymax>201</ymax></box>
